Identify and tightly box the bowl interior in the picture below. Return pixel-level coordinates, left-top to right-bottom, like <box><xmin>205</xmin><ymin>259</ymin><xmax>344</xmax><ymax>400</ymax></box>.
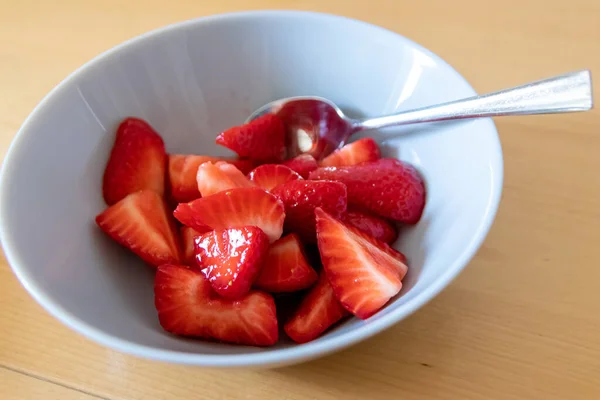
<box><xmin>0</xmin><ymin>11</ymin><xmax>502</xmax><ymax>366</ymax></box>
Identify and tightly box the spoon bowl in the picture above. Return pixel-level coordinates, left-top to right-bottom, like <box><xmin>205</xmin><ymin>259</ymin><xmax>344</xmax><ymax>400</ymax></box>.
<box><xmin>249</xmin><ymin>70</ymin><xmax>593</xmax><ymax>160</ymax></box>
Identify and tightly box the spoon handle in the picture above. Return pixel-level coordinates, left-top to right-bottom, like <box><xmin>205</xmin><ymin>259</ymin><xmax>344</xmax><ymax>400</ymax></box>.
<box><xmin>354</xmin><ymin>70</ymin><xmax>593</xmax><ymax>131</ymax></box>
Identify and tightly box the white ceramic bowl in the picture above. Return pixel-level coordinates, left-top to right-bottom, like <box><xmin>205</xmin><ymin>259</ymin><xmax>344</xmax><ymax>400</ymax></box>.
<box><xmin>0</xmin><ymin>11</ymin><xmax>503</xmax><ymax>368</ymax></box>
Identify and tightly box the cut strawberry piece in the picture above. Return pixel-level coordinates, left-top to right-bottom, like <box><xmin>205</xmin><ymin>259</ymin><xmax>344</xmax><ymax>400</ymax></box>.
<box><xmin>173</xmin><ymin>187</ymin><xmax>285</xmax><ymax>243</ymax></box>
<box><xmin>310</xmin><ymin>158</ymin><xmax>426</xmax><ymax>224</ymax></box>
<box><xmin>180</xmin><ymin>226</ymin><xmax>205</xmax><ymax>265</ymax></box>
<box><xmin>282</xmin><ymin>154</ymin><xmax>319</xmax><ymax>178</ymax></box>
<box><xmin>248</xmin><ymin>164</ymin><xmax>302</xmax><ymax>192</ymax></box>
<box><xmin>216</xmin><ymin>114</ymin><xmax>286</xmax><ymax>163</ymax></box>
<box><xmin>155</xmin><ymin>264</ymin><xmax>278</xmax><ymax>346</ymax></box>
<box><xmin>272</xmin><ymin>180</ymin><xmax>347</xmax><ymax>243</ymax></box>
<box><xmin>254</xmin><ymin>234</ymin><xmax>318</xmax><ymax>293</ymax></box>
<box><xmin>196</xmin><ymin>161</ymin><xmax>255</xmax><ymax>197</ymax></box>
<box><xmin>168</xmin><ymin>154</ymin><xmax>254</xmax><ymax>203</ymax></box>
<box><xmin>342</xmin><ymin>210</ymin><xmax>398</xmax><ymax>244</ymax></box>
<box><xmin>320</xmin><ymin>138</ymin><xmax>381</xmax><ymax>167</ymax></box>
<box><xmin>315</xmin><ymin>208</ymin><xmax>408</xmax><ymax>319</ymax></box>
<box><xmin>96</xmin><ymin>190</ymin><xmax>182</xmax><ymax>267</ymax></box>
<box><xmin>284</xmin><ymin>272</ymin><xmax>349</xmax><ymax>343</ymax></box>
<box><xmin>195</xmin><ymin>226</ymin><xmax>270</xmax><ymax>299</ymax></box>
<box><xmin>102</xmin><ymin>117</ymin><xmax>167</xmax><ymax>205</ymax></box>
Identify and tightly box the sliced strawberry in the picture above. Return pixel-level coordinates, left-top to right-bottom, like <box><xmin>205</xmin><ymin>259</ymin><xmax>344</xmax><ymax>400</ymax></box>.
<box><xmin>102</xmin><ymin>117</ymin><xmax>167</xmax><ymax>205</ymax></box>
<box><xmin>315</xmin><ymin>208</ymin><xmax>408</xmax><ymax>319</ymax></box>
<box><xmin>155</xmin><ymin>264</ymin><xmax>278</xmax><ymax>346</ymax></box>
<box><xmin>216</xmin><ymin>114</ymin><xmax>286</xmax><ymax>163</ymax></box>
<box><xmin>173</xmin><ymin>187</ymin><xmax>285</xmax><ymax>243</ymax></box>
<box><xmin>196</xmin><ymin>161</ymin><xmax>255</xmax><ymax>197</ymax></box>
<box><xmin>96</xmin><ymin>190</ymin><xmax>182</xmax><ymax>267</ymax></box>
<box><xmin>320</xmin><ymin>138</ymin><xmax>380</xmax><ymax>168</ymax></box>
<box><xmin>195</xmin><ymin>226</ymin><xmax>270</xmax><ymax>299</ymax></box>
<box><xmin>248</xmin><ymin>164</ymin><xmax>302</xmax><ymax>192</ymax></box>
<box><xmin>310</xmin><ymin>158</ymin><xmax>426</xmax><ymax>224</ymax></box>
<box><xmin>168</xmin><ymin>154</ymin><xmax>254</xmax><ymax>203</ymax></box>
<box><xmin>272</xmin><ymin>180</ymin><xmax>347</xmax><ymax>243</ymax></box>
<box><xmin>342</xmin><ymin>210</ymin><xmax>398</xmax><ymax>244</ymax></box>
<box><xmin>254</xmin><ymin>234</ymin><xmax>318</xmax><ymax>293</ymax></box>
<box><xmin>180</xmin><ymin>226</ymin><xmax>205</xmax><ymax>265</ymax></box>
<box><xmin>282</xmin><ymin>154</ymin><xmax>319</xmax><ymax>178</ymax></box>
<box><xmin>284</xmin><ymin>272</ymin><xmax>349</xmax><ymax>343</ymax></box>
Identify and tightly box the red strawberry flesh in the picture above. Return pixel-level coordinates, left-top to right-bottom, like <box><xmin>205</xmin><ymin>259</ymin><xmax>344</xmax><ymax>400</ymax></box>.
<box><xmin>284</xmin><ymin>272</ymin><xmax>349</xmax><ymax>343</ymax></box>
<box><xmin>180</xmin><ymin>226</ymin><xmax>205</xmax><ymax>266</ymax></box>
<box><xmin>195</xmin><ymin>226</ymin><xmax>270</xmax><ymax>299</ymax></box>
<box><xmin>254</xmin><ymin>233</ymin><xmax>318</xmax><ymax>293</ymax></box>
<box><xmin>102</xmin><ymin>117</ymin><xmax>166</xmax><ymax>205</ymax></box>
<box><xmin>315</xmin><ymin>207</ymin><xmax>407</xmax><ymax>319</ymax></box>
<box><xmin>168</xmin><ymin>154</ymin><xmax>254</xmax><ymax>203</ymax></box>
<box><xmin>96</xmin><ymin>190</ymin><xmax>182</xmax><ymax>267</ymax></box>
<box><xmin>173</xmin><ymin>187</ymin><xmax>285</xmax><ymax>243</ymax></box>
<box><xmin>309</xmin><ymin>158</ymin><xmax>426</xmax><ymax>224</ymax></box>
<box><xmin>248</xmin><ymin>164</ymin><xmax>302</xmax><ymax>192</ymax></box>
<box><xmin>320</xmin><ymin>137</ymin><xmax>380</xmax><ymax>167</ymax></box>
<box><xmin>342</xmin><ymin>210</ymin><xmax>398</xmax><ymax>244</ymax></box>
<box><xmin>272</xmin><ymin>180</ymin><xmax>347</xmax><ymax>243</ymax></box>
<box><xmin>196</xmin><ymin>161</ymin><xmax>255</xmax><ymax>197</ymax></box>
<box><xmin>155</xmin><ymin>264</ymin><xmax>278</xmax><ymax>346</ymax></box>
<box><xmin>216</xmin><ymin>114</ymin><xmax>286</xmax><ymax>163</ymax></box>
<box><xmin>282</xmin><ymin>154</ymin><xmax>319</xmax><ymax>178</ymax></box>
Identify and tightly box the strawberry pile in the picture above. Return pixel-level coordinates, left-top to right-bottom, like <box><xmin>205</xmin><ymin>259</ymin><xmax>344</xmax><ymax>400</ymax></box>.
<box><xmin>95</xmin><ymin>115</ymin><xmax>426</xmax><ymax>346</ymax></box>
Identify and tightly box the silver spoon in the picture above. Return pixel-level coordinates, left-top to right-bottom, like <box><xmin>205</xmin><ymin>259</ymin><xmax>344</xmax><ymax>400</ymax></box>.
<box><xmin>247</xmin><ymin>70</ymin><xmax>593</xmax><ymax>160</ymax></box>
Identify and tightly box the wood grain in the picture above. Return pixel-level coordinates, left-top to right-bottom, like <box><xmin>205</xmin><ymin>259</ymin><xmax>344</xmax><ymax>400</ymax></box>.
<box><xmin>1</xmin><ymin>0</ymin><xmax>600</xmax><ymax>399</ymax></box>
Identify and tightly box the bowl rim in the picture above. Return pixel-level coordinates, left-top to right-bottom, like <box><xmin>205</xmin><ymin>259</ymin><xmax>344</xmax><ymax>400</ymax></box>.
<box><xmin>0</xmin><ymin>9</ymin><xmax>504</xmax><ymax>367</ymax></box>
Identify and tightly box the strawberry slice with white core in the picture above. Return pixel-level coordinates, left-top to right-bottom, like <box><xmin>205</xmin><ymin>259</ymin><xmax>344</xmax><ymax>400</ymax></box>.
<box><xmin>320</xmin><ymin>137</ymin><xmax>380</xmax><ymax>167</ymax></box>
<box><xmin>315</xmin><ymin>207</ymin><xmax>407</xmax><ymax>319</ymax></box>
<box><xmin>196</xmin><ymin>161</ymin><xmax>255</xmax><ymax>197</ymax></box>
<box><xmin>247</xmin><ymin>164</ymin><xmax>302</xmax><ymax>192</ymax></box>
<box><xmin>168</xmin><ymin>154</ymin><xmax>254</xmax><ymax>203</ymax></box>
<box><xmin>155</xmin><ymin>264</ymin><xmax>278</xmax><ymax>346</ymax></box>
<box><xmin>173</xmin><ymin>187</ymin><xmax>285</xmax><ymax>243</ymax></box>
<box><xmin>96</xmin><ymin>190</ymin><xmax>182</xmax><ymax>267</ymax></box>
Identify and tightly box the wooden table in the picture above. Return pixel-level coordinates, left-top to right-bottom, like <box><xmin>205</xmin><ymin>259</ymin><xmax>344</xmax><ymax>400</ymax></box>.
<box><xmin>1</xmin><ymin>1</ymin><xmax>599</xmax><ymax>399</ymax></box>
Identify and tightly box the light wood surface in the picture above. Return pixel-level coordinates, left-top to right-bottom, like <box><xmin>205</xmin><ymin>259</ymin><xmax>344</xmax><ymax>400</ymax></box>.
<box><xmin>1</xmin><ymin>0</ymin><xmax>600</xmax><ymax>399</ymax></box>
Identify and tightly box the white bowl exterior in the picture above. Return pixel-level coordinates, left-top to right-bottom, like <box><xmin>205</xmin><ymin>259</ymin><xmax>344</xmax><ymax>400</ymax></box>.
<box><xmin>0</xmin><ymin>11</ymin><xmax>503</xmax><ymax>367</ymax></box>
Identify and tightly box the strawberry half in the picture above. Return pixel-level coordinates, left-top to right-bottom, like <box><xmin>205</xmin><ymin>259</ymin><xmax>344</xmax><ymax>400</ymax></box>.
<box><xmin>102</xmin><ymin>117</ymin><xmax>167</xmax><ymax>205</ymax></box>
<box><xmin>155</xmin><ymin>264</ymin><xmax>278</xmax><ymax>346</ymax></box>
<box><xmin>319</xmin><ymin>138</ymin><xmax>381</xmax><ymax>167</ymax></box>
<box><xmin>272</xmin><ymin>180</ymin><xmax>347</xmax><ymax>243</ymax></box>
<box><xmin>284</xmin><ymin>272</ymin><xmax>349</xmax><ymax>343</ymax></box>
<box><xmin>168</xmin><ymin>154</ymin><xmax>254</xmax><ymax>203</ymax></box>
<box><xmin>195</xmin><ymin>226</ymin><xmax>270</xmax><ymax>299</ymax></box>
<box><xmin>173</xmin><ymin>187</ymin><xmax>285</xmax><ymax>243</ymax></box>
<box><xmin>197</xmin><ymin>161</ymin><xmax>255</xmax><ymax>197</ymax></box>
<box><xmin>248</xmin><ymin>164</ymin><xmax>302</xmax><ymax>192</ymax></box>
<box><xmin>310</xmin><ymin>158</ymin><xmax>426</xmax><ymax>224</ymax></box>
<box><xmin>282</xmin><ymin>154</ymin><xmax>319</xmax><ymax>178</ymax></box>
<box><xmin>180</xmin><ymin>226</ymin><xmax>205</xmax><ymax>265</ymax></box>
<box><xmin>342</xmin><ymin>210</ymin><xmax>398</xmax><ymax>244</ymax></box>
<box><xmin>254</xmin><ymin>234</ymin><xmax>318</xmax><ymax>293</ymax></box>
<box><xmin>216</xmin><ymin>114</ymin><xmax>286</xmax><ymax>163</ymax></box>
<box><xmin>315</xmin><ymin>208</ymin><xmax>408</xmax><ymax>319</ymax></box>
<box><xmin>96</xmin><ymin>190</ymin><xmax>182</xmax><ymax>267</ymax></box>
